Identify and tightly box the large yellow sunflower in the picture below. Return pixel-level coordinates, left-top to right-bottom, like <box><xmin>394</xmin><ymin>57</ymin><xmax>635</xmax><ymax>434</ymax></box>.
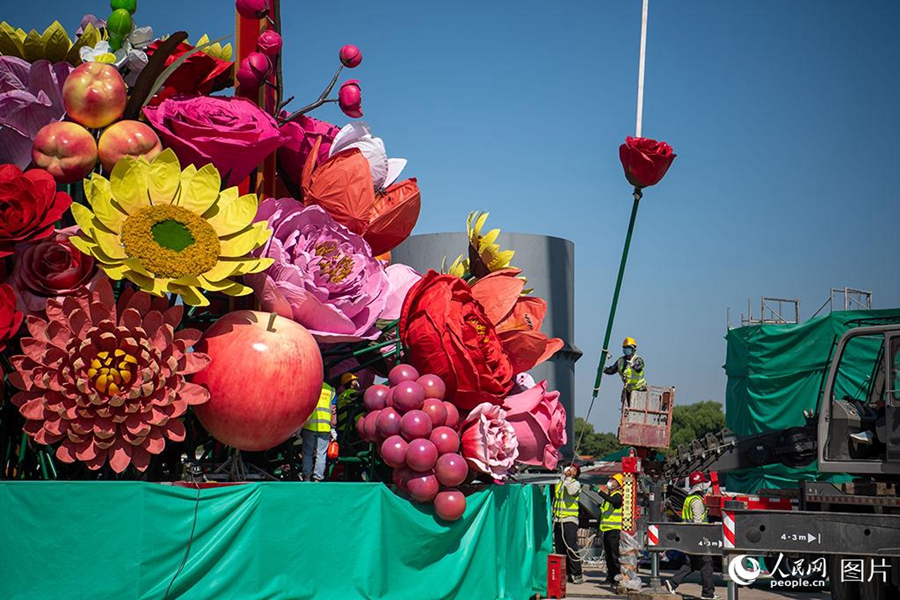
<box><xmin>70</xmin><ymin>149</ymin><xmax>273</xmax><ymax>306</ymax></box>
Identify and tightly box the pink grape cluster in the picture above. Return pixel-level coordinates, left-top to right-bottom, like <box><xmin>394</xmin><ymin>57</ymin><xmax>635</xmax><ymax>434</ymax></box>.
<box><xmin>358</xmin><ymin>364</ymin><xmax>468</xmax><ymax>521</ymax></box>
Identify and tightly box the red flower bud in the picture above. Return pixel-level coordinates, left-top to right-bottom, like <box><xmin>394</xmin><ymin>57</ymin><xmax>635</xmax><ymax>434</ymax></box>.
<box><xmin>235</xmin><ymin>0</ymin><xmax>269</xmax><ymax>19</ymax></box>
<box><xmin>339</xmin><ymin>44</ymin><xmax>362</xmax><ymax>69</ymax></box>
<box><xmin>338</xmin><ymin>79</ymin><xmax>362</xmax><ymax>118</ymax></box>
<box><xmin>618</xmin><ymin>136</ymin><xmax>676</xmax><ymax>189</ymax></box>
<box><xmin>257</xmin><ymin>30</ymin><xmax>282</xmax><ymax>57</ymax></box>
<box><xmin>236</xmin><ymin>52</ymin><xmax>272</xmax><ymax>89</ymax></box>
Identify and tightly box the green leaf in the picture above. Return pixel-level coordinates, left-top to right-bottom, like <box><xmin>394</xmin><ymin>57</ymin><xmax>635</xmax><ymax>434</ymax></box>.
<box><xmin>66</xmin><ymin>23</ymin><xmax>100</xmax><ymax>65</ymax></box>
<box><xmin>41</xmin><ymin>21</ymin><xmax>71</xmax><ymax>64</ymax></box>
<box><xmin>23</xmin><ymin>29</ymin><xmax>43</xmax><ymax>62</ymax></box>
<box><xmin>0</xmin><ymin>22</ymin><xmax>25</xmax><ymax>57</ymax></box>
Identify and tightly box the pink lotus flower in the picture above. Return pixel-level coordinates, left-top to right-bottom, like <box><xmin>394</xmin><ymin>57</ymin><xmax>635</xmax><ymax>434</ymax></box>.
<box><xmin>8</xmin><ymin>279</ymin><xmax>210</xmax><ymax>473</ymax></box>
<box><xmin>502</xmin><ymin>380</ymin><xmax>566</xmax><ymax>470</ymax></box>
<box><xmin>143</xmin><ymin>95</ymin><xmax>284</xmax><ymax>187</ymax></box>
<box><xmin>338</xmin><ymin>79</ymin><xmax>362</xmax><ymax>118</ymax></box>
<box><xmin>0</xmin><ymin>57</ymin><xmax>72</xmax><ymax>169</ymax></box>
<box><xmin>277</xmin><ymin>114</ymin><xmax>340</xmax><ymax>185</ymax></box>
<box><xmin>8</xmin><ymin>227</ymin><xmax>102</xmax><ymax>315</ymax></box>
<box><xmin>459</xmin><ymin>402</ymin><xmax>519</xmax><ymax>480</ymax></box>
<box><xmin>248</xmin><ymin>199</ymin><xmax>392</xmax><ymax>342</ymax></box>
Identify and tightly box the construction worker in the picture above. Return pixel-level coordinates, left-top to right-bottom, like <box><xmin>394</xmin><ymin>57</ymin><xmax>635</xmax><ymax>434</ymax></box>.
<box><xmin>300</xmin><ymin>382</ymin><xmax>337</xmax><ymax>481</ymax></box>
<box><xmin>597</xmin><ymin>473</ymin><xmax>624</xmax><ymax>586</ymax></box>
<box><xmin>665</xmin><ymin>471</ymin><xmax>719</xmax><ymax>599</ymax></box>
<box><xmin>552</xmin><ymin>463</ymin><xmax>584</xmax><ymax>584</ymax></box>
<box><xmin>604</xmin><ymin>337</ymin><xmax>648</xmax><ymax>398</ymax></box>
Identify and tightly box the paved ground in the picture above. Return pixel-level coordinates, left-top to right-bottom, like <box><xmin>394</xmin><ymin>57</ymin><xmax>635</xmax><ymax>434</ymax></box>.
<box><xmin>562</xmin><ymin>564</ymin><xmax>831</xmax><ymax>599</ymax></box>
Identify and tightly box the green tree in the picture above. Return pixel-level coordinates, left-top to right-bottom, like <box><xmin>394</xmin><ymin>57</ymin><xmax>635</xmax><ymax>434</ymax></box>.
<box><xmin>573</xmin><ymin>418</ymin><xmax>624</xmax><ymax>459</ymax></box>
<box><xmin>669</xmin><ymin>400</ymin><xmax>726</xmax><ymax>450</ymax></box>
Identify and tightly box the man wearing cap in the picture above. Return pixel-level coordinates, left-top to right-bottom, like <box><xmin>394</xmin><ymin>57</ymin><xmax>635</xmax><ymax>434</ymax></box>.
<box><xmin>553</xmin><ymin>463</ymin><xmax>584</xmax><ymax>584</ymax></box>
<box><xmin>597</xmin><ymin>473</ymin><xmax>624</xmax><ymax>586</ymax></box>
<box><xmin>604</xmin><ymin>337</ymin><xmax>647</xmax><ymax>401</ymax></box>
<box><xmin>300</xmin><ymin>382</ymin><xmax>337</xmax><ymax>482</ymax></box>
<box><xmin>665</xmin><ymin>471</ymin><xmax>719</xmax><ymax>599</ymax></box>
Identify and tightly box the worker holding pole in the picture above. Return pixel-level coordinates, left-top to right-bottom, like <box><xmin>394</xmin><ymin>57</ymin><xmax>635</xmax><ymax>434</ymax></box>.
<box><xmin>603</xmin><ymin>337</ymin><xmax>648</xmax><ymax>403</ymax></box>
<box><xmin>597</xmin><ymin>473</ymin><xmax>624</xmax><ymax>586</ymax></box>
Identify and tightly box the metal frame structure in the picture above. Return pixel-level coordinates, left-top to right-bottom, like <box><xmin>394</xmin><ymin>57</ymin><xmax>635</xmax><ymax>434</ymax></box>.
<box><xmin>811</xmin><ymin>287</ymin><xmax>874</xmax><ymax>319</ymax></box>
<box><xmin>741</xmin><ymin>296</ymin><xmax>801</xmax><ymax>326</ymax></box>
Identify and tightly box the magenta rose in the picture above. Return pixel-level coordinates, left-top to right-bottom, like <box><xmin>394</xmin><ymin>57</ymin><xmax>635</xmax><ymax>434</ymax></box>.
<box><xmin>502</xmin><ymin>379</ymin><xmax>567</xmax><ymax>470</ymax></box>
<box><xmin>277</xmin><ymin>114</ymin><xmax>340</xmax><ymax>185</ymax></box>
<box><xmin>460</xmin><ymin>402</ymin><xmax>519</xmax><ymax>480</ymax></box>
<box><xmin>143</xmin><ymin>95</ymin><xmax>284</xmax><ymax>186</ymax></box>
<box><xmin>9</xmin><ymin>227</ymin><xmax>102</xmax><ymax>315</ymax></box>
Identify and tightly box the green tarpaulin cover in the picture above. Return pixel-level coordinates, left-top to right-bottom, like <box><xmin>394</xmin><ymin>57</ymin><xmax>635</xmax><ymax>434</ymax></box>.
<box><xmin>724</xmin><ymin>309</ymin><xmax>900</xmax><ymax>492</ymax></box>
<box><xmin>0</xmin><ymin>481</ymin><xmax>551</xmax><ymax>600</ymax></box>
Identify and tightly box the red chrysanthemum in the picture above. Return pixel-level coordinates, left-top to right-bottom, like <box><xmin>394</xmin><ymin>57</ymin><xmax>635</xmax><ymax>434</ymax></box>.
<box><xmin>0</xmin><ymin>165</ymin><xmax>72</xmax><ymax>257</ymax></box>
<box><xmin>8</xmin><ymin>279</ymin><xmax>211</xmax><ymax>472</ymax></box>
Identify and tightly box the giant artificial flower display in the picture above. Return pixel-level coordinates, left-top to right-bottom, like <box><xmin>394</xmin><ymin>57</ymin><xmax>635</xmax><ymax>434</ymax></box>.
<box><xmin>448</xmin><ymin>211</ymin><xmax>517</xmax><ymax>280</ymax></box>
<box><xmin>459</xmin><ymin>402</ymin><xmax>519</xmax><ymax>480</ymax></box>
<box><xmin>8</xmin><ymin>279</ymin><xmax>211</xmax><ymax>472</ymax></box>
<box><xmin>248</xmin><ymin>199</ymin><xmax>392</xmax><ymax>342</ymax></box>
<box><xmin>69</xmin><ymin>149</ymin><xmax>272</xmax><ymax>306</ymax></box>
<box><xmin>619</xmin><ymin>136</ymin><xmax>676</xmax><ymax>189</ymax></box>
<box><xmin>0</xmin><ymin>57</ymin><xmax>72</xmax><ymax>168</ymax></box>
<box><xmin>143</xmin><ymin>40</ymin><xmax>233</xmax><ymax>102</ymax></box>
<box><xmin>8</xmin><ymin>227</ymin><xmax>101</xmax><ymax>315</ymax></box>
<box><xmin>0</xmin><ymin>164</ymin><xmax>72</xmax><ymax>257</ymax></box>
<box><xmin>277</xmin><ymin>114</ymin><xmax>339</xmax><ymax>185</ymax></box>
<box><xmin>302</xmin><ymin>137</ymin><xmax>421</xmax><ymax>256</ymax></box>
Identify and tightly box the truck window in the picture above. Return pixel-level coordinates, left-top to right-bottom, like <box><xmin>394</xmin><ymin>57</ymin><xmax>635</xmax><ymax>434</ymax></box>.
<box><xmin>890</xmin><ymin>336</ymin><xmax>900</xmax><ymax>402</ymax></box>
<box><xmin>832</xmin><ymin>333</ymin><xmax>884</xmax><ymax>406</ymax></box>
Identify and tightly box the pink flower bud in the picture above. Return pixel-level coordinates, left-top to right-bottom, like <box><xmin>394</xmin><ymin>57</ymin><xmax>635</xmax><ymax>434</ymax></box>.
<box><xmin>257</xmin><ymin>30</ymin><xmax>282</xmax><ymax>57</ymax></box>
<box><xmin>338</xmin><ymin>79</ymin><xmax>362</xmax><ymax>118</ymax></box>
<box><xmin>339</xmin><ymin>44</ymin><xmax>362</xmax><ymax>68</ymax></box>
<box><xmin>235</xmin><ymin>0</ymin><xmax>269</xmax><ymax>19</ymax></box>
<box><xmin>247</xmin><ymin>51</ymin><xmax>272</xmax><ymax>78</ymax></box>
<box><xmin>236</xmin><ymin>64</ymin><xmax>263</xmax><ymax>89</ymax></box>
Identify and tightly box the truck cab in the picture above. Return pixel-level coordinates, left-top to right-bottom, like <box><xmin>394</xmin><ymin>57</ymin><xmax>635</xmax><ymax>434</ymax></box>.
<box><xmin>818</xmin><ymin>324</ymin><xmax>900</xmax><ymax>474</ymax></box>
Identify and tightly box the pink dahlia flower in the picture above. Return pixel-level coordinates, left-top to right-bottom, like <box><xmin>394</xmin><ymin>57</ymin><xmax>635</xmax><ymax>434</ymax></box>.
<box><xmin>459</xmin><ymin>402</ymin><xmax>519</xmax><ymax>480</ymax></box>
<box><xmin>502</xmin><ymin>379</ymin><xmax>567</xmax><ymax>470</ymax></box>
<box><xmin>249</xmin><ymin>199</ymin><xmax>391</xmax><ymax>342</ymax></box>
<box><xmin>8</xmin><ymin>279</ymin><xmax>211</xmax><ymax>473</ymax></box>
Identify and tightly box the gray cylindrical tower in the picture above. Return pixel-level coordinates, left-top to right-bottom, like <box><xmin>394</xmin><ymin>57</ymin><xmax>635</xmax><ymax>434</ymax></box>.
<box><xmin>392</xmin><ymin>232</ymin><xmax>582</xmax><ymax>459</ymax></box>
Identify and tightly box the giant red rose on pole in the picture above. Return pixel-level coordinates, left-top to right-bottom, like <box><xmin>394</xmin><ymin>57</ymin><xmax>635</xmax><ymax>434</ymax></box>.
<box><xmin>619</xmin><ymin>136</ymin><xmax>676</xmax><ymax>189</ymax></box>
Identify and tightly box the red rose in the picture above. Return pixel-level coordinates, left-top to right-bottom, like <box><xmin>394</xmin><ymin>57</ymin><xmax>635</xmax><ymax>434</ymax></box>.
<box><xmin>145</xmin><ymin>41</ymin><xmax>233</xmax><ymax>104</ymax></box>
<box><xmin>0</xmin><ymin>165</ymin><xmax>72</xmax><ymax>257</ymax></box>
<box><xmin>399</xmin><ymin>271</ymin><xmax>514</xmax><ymax>410</ymax></box>
<box><xmin>0</xmin><ymin>283</ymin><xmax>24</xmax><ymax>351</ymax></box>
<box><xmin>9</xmin><ymin>227</ymin><xmax>102</xmax><ymax>315</ymax></box>
<box><xmin>619</xmin><ymin>136</ymin><xmax>676</xmax><ymax>189</ymax></box>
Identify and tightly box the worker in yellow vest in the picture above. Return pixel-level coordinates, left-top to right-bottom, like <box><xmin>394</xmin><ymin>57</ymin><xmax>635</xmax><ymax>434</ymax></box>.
<box><xmin>597</xmin><ymin>473</ymin><xmax>624</xmax><ymax>586</ymax></box>
<box><xmin>603</xmin><ymin>337</ymin><xmax>648</xmax><ymax>402</ymax></box>
<box><xmin>552</xmin><ymin>463</ymin><xmax>583</xmax><ymax>584</ymax></box>
<box><xmin>300</xmin><ymin>383</ymin><xmax>337</xmax><ymax>482</ymax></box>
<box><xmin>665</xmin><ymin>471</ymin><xmax>719</xmax><ymax>599</ymax></box>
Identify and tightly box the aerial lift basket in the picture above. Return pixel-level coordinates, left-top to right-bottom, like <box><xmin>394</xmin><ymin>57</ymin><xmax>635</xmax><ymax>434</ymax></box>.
<box><xmin>617</xmin><ymin>386</ymin><xmax>674</xmax><ymax>450</ymax></box>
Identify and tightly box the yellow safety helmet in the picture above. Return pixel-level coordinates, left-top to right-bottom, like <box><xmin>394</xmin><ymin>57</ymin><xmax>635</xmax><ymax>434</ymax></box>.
<box><xmin>611</xmin><ymin>473</ymin><xmax>624</xmax><ymax>487</ymax></box>
<box><xmin>340</xmin><ymin>373</ymin><xmax>359</xmax><ymax>386</ymax></box>
<box><xmin>622</xmin><ymin>337</ymin><xmax>637</xmax><ymax>348</ymax></box>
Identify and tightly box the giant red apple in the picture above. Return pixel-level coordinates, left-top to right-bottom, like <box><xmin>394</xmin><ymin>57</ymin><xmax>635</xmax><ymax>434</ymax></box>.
<box><xmin>62</xmin><ymin>62</ymin><xmax>127</xmax><ymax>129</ymax></box>
<box><xmin>98</xmin><ymin>120</ymin><xmax>163</xmax><ymax>172</ymax></box>
<box><xmin>192</xmin><ymin>311</ymin><xmax>324</xmax><ymax>451</ymax></box>
<box><xmin>31</xmin><ymin>121</ymin><xmax>98</xmax><ymax>183</ymax></box>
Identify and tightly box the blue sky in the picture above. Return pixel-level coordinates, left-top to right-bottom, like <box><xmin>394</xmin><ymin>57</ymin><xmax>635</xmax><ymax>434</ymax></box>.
<box><xmin>9</xmin><ymin>1</ymin><xmax>900</xmax><ymax>432</ymax></box>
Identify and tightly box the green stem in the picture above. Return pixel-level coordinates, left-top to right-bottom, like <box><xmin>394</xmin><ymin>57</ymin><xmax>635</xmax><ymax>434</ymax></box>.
<box><xmin>591</xmin><ymin>190</ymin><xmax>642</xmax><ymax>399</ymax></box>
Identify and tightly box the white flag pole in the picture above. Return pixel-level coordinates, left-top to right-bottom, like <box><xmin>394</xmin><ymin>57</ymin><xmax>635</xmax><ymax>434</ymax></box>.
<box><xmin>635</xmin><ymin>0</ymin><xmax>649</xmax><ymax>138</ymax></box>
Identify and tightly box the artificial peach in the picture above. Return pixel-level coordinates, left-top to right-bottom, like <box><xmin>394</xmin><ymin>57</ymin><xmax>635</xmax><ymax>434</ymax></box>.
<box><xmin>31</xmin><ymin>121</ymin><xmax>98</xmax><ymax>184</ymax></box>
<box><xmin>62</xmin><ymin>63</ymin><xmax>127</xmax><ymax>129</ymax></box>
<box><xmin>97</xmin><ymin>120</ymin><xmax>163</xmax><ymax>173</ymax></box>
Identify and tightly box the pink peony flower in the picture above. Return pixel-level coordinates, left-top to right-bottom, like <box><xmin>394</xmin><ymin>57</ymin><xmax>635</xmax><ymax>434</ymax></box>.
<box><xmin>459</xmin><ymin>402</ymin><xmax>519</xmax><ymax>480</ymax></box>
<box><xmin>277</xmin><ymin>114</ymin><xmax>340</xmax><ymax>185</ymax></box>
<box><xmin>143</xmin><ymin>95</ymin><xmax>284</xmax><ymax>186</ymax></box>
<box><xmin>9</xmin><ymin>227</ymin><xmax>102</xmax><ymax>315</ymax></box>
<box><xmin>248</xmin><ymin>199</ymin><xmax>392</xmax><ymax>342</ymax></box>
<box><xmin>381</xmin><ymin>263</ymin><xmax>421</xmax><ymax>322</ymax></box>
<box><xmin>502</xmin><ymin>380</ymin><xmax>566</xmax><ymax>470</ymax></box>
